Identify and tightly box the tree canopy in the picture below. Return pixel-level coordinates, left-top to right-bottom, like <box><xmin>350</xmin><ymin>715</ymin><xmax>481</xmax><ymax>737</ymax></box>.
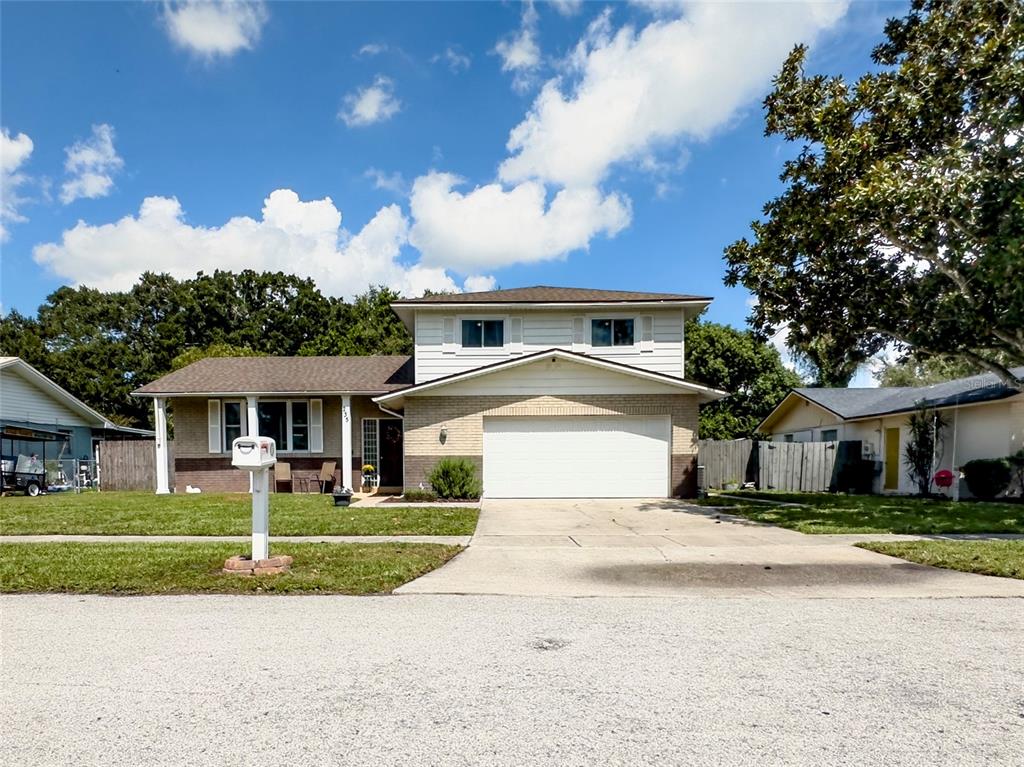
<box><xmin>686</xmin><ymin>318</ymin><xmax>801</xmax><ymax>440</ymax></box>
<box><xmin>0</xmin><ymin>272</ymin><xmax>413</xmax><ymax>428</ymax></box>
<box><xmin>725</xmin><ymin>0</ymin><xmax>1024</xmax><ymax>389</ymax></box>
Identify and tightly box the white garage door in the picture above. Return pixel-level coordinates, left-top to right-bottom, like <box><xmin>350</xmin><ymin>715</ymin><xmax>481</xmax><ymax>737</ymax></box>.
<box><xmin>483</xmin><ymin>416</ymin><xmax>670</xmax><ymax>498</ymax></box>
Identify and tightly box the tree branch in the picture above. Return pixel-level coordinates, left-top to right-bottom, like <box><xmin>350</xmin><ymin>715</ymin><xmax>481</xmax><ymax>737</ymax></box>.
<box><xmin>871</xmin><ymin>326</ymin><xmax>1023</xmax><ymax>391</ymax></box>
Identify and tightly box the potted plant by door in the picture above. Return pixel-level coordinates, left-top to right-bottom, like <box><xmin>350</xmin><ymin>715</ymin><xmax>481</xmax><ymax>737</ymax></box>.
<box><xmin>361</xmin><ymin>464</ymin><xmax>378</xmax><ymax>493</ymax></box>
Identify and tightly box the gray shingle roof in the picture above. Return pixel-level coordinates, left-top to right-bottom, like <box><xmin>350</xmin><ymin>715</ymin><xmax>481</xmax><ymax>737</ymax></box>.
<box><xmin>133</xmin><ymin>356</ymin><xmax>413</xmax><ymax>396</ymax></box>
<box><xmin>392</xmin><ymin>285</ymin><xmax>710</xmax><ymax>305</ymax></box>
<box><xmin>796</xmin><ymin>366</ymin><xmax>1024</xmax><ymax>420</ymax></box>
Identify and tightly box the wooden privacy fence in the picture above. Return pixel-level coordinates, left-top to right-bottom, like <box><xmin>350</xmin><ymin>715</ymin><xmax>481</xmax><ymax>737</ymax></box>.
<box><xmin>696</xmin><ymin>439</ymin><xmax>759</xmax><ymax>490</ymax></box>
<box><xmin>698</xmin><ymin>439</ymin><xmax>858</xmax><ymax>493</ymax></box>
<box><xmin>100</xmin><ymin>439</ymin><xmax>173</xmax><ymax>491</ymax></box>
<box><xmin>756</xmin><ymin>440</ymin><xmax>839</xmax><ymax>492</ymax></box>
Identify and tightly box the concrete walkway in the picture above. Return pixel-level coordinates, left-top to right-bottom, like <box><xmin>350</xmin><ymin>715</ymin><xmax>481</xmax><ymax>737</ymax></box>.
<box><xmin>0</xmin><ymin>534</ymin><xmax>472</xmax><ymax>545</ymax></box>
<box><xmin>396</xmin><ymin>499</ymin><xmax>1024</xmax><ymax>598</ymax></box>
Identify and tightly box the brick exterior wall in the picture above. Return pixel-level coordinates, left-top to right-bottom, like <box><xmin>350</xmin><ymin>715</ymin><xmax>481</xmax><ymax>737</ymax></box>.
<box><xmin>169</xmin><ymin>394</ymin><xmax>390</xmax><ymax>493</ymax></box>
<box><xmin>404</xmin><ymin>393</ymin><xmax>700</xmax><ymax>497</ymax></box>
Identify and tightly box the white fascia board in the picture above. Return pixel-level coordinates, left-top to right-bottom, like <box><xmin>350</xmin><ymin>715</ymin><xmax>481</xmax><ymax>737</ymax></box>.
<box><xmin>132</xmin><ymin>390</ymin><xmax>391</xmax><ymax>398</ymax></box>
<box><xmin>393</xmin><ymin>300</ymin><xmax>711</xmax><ymax>311</ymax></box>
<box><xmin>3</xmin><ymin>358</ymin><xmax>113</xmax><ymax>428</ymax></box>
<box><xmin>374</xmin><ymin>349</ymin><xmax>728</xmax><ymax>404</ymax></box>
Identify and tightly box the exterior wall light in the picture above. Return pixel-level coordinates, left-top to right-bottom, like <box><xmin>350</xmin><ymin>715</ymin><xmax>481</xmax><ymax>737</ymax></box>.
<box><xmin>439</xmin><ymin>426</ymin><xmax>448</xmax><ymax>445</ymax></box>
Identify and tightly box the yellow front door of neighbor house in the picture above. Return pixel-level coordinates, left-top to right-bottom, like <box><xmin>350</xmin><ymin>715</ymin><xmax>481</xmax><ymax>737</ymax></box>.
<box><xmin>884</xmin><ymin>427</ymin><xmax>900</xmax><ymax>490</ymax></box>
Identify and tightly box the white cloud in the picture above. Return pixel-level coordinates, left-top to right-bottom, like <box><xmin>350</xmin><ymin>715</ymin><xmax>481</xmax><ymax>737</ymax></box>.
<box><xmin>494</xmin><ymin>1</ymin><xmax>542</xmax><ymax>91</ymax></box>
<box><xmin>364</xmin><ymin>167</ymin><xmax>408</xmax><ymax>196</ymax></box>
<box><xmin>162</xmin><ymin>1</ymin><xmax>268</xmax><ymax>59</ymax></box>
<box><xmin>1</xmin><ymin>128</ymin><xmax>34</xmax><ymax>241</ymax></box>
<box><xmin>356</xmin><ymin>43</ymin><xmax>388</xmax><ymax>57</ymax></box>
<box><xmin>60</xmin><ymin>124</ymin><xmax>124</xmax><ymax>204</ymax></box>
<box><xmin>500</xmin><ymin>1</ymin><xmax>849</xmax><ymax>188</ymax></box>
<box><xmin>339</xmin><ymin>76</ymin><xmax>401</xmax><ymax>127</ymax></box>
<box><xmin>408</xmin><ymin>171</ymin><xmax>630</xmax><ymax>273</ymax></box>
<box><xmin>32</xmin><ymin>189</ymin><xmax>481</xmax><ymax>299</ymax></box>
<box><xmin>548</xmin><ymin>0</ymin><xmax>582</xmax><ymax>16</ymax></box>
<box><xmin>463</xmin><ymin>274</ymin><xmax>497</xmax><ymax>293</ymax></box>
<box><xmin>432</xmin><ymin>45</ymin><xmax>471</xmax><ymax>73</ymax></box>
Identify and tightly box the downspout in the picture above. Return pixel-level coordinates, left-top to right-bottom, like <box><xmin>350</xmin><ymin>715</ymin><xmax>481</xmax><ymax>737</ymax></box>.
<box><xmin>951</xmin><ymin>397</ymin><xmax>960</xmax><ymax>503</ymax></box>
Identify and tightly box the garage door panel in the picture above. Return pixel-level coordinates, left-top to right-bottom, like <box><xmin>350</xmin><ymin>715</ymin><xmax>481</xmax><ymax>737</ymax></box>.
<box><xmin>483</xmin><ymin>416</ymin><xmax>669</xmax><ymax>498</ymax></box>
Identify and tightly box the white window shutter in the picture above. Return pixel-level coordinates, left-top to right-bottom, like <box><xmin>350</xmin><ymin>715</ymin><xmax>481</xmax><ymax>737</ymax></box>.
<box><xmin>207</xmin><ymin>400</ymin><xmax>221</xmax><ymax>454</ymax></box>
<box><xmin>510</xmin><ymin>317</ymin><xmax>523</xmax><ymax>354</ymax></box>
<box><xmin>309</xmin><ymin>399</ymin><xmax>324</xmax><ymax>453</ymax></box>
<box><xmin>572</xmin><ymin>317</ymin><xmax>585</xmax><ymax>351</ymax></box>
<box><xmin>641</xmin><ymin>315</ymin><xmax>654</xmax><ymax>352</ymax></box>
<box><xmin>442</xmin><ymin>317</ymin><xmax>456</xmax><ymax>354</ymax></box>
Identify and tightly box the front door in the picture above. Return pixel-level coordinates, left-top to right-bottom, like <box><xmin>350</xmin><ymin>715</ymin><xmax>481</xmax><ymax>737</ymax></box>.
<box><xmin>378</xmin><ymin>419</ymin><xmax>404</xmax><ymax>488</ymax></box>
<box><xmin>884</xmin><ymin>427</ymin><xmax>900</xmax><ymax>490</ymax></box>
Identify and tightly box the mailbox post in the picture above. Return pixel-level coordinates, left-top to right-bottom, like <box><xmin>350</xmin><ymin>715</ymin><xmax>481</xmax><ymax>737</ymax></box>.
<box><xmin>231</xmin><ymin>436</ymin><xmax>277</xmax><ymax>561</ymax></box>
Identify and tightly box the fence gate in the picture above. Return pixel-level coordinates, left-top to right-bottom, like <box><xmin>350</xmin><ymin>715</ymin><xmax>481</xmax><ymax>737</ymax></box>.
<box><xmin>100</xmin><ymin>440</ymin><xmax>174</xmax><ymax>491</ymax></box>
<box><xmin>696</xmin><ymin>439</ymin><xmax>758</xmax><ymax>490</ymax></box>
<box><xmin>758</xmin><ymin>441</ymin><xmax>839</xmax><ymax>492</ymax></box>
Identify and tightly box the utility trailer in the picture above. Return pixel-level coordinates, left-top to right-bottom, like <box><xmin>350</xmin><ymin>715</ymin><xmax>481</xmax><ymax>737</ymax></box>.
<box><xmin>0</xmin><ymin>427</ymin><xmax>69</xmax><ymax>497</ymax></box>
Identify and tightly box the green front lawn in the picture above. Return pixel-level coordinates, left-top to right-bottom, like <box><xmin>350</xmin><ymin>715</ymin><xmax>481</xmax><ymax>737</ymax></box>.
<box><xmin>703</xmin><ymin>491</ymin><xmax>1024</xmax><ymax>535</ymax></box>
<box><xmin>0</xmin><ymin>492</ymin><xmax>478</xmax><ymax>537</ymax></box>
<box><xmin>0</xmin><ymin>541</ymin><xmax>461</xmax><ymax>595</ymax></box>
<box><xmin>857</xmin><ymin>540</ymin><xmax>1024</xmax><ymax>580</ymax></box>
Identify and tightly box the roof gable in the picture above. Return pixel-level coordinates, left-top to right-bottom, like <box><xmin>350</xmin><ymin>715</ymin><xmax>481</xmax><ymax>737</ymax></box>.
<box><xmin>375</xmin><ymin>348</ymin><xmax>727</xmax><ymax>404</ymax></box>
<box><xmin>0</xmin><ymin>357</ymin><xmax>129</xmax><ymax>430</ymax></box>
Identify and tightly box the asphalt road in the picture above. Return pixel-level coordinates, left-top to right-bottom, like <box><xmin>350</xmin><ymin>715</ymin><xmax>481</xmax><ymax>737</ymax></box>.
<box><xmin>3</xmin><ymin>594</ymin><xmax>1022</xmax><ymax>766</ymax></box>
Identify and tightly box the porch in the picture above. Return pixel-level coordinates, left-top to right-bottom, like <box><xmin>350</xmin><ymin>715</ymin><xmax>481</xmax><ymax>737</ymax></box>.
<box><xmin>152</xmin><ymin>394</ymin><xmax>403</xmax><ymax>495</ymax></box>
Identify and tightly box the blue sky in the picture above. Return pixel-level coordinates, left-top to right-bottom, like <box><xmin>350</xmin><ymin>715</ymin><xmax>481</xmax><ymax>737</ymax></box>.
<box><xmin>1</xmin><ymin>0</ymin><xmax>899</xmax><ymax>347</ymax></box>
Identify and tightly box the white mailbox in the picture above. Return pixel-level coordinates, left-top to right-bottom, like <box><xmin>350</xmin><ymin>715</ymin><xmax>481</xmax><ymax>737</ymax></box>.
<box><xmin>231</xmin><ymin>436</ymin><xmax>277</xmax><ymax>470</ymax></box>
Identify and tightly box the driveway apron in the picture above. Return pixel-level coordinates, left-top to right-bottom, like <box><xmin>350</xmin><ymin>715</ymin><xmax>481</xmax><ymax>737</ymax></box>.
<box><xmin>395</xmin><ymin>498</ymin><xmax>1024</xmax><ymax>598</ymax></box>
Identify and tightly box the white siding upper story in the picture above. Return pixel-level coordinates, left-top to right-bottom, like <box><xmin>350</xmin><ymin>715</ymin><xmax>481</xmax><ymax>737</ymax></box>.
<box><xmin>0</xmin><ymin>366</ymin><xmax>90</xmax><ymax>427</ymax></box>
<box><xmin>412</xmin><ymin>308</ymin><xmax>686</xmax><ymax>384</ymax></box>
<box><xmin>422</xmin><ymin>356</ymin><xmax>689</xmax><ymax>397</ymax></box>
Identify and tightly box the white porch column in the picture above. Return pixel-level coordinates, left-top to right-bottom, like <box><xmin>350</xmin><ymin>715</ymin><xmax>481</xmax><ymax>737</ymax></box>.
<box><xmin>154</xmin><ymin>397</ymin><xmax>170</xmax><ymax>495</ymax></box>
<box><xmin>247</xmin><ymin>396</ymin><xmax>259</xmax><ymax>493</ymax></box>
<box><xmin>341</xmin><ymin>395</ymin><xmax>353</xmax><ymax>492</ymax></box>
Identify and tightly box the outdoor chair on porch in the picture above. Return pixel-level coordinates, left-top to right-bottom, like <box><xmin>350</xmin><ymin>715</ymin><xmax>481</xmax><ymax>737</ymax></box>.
<box><xmin>308</xmin><ymin>461</ymin><xmax>337</xmax><ymax>493</ymax></box>
<box><xmin>273</xmin><ymin>462</ymin><xmax>293</xmax><ymax>493</ymax></box>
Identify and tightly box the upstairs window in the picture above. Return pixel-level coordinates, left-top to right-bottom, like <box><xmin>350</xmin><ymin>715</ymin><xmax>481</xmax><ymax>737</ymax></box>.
<box><xmin>462</xmin><ymin>319</ymin><xmax>504</xmax><ymax>348</ymax></box>
<box><xmin>591</xmin><ymin>318</ymin><xmax>634</xmax><ymax>347</ymax></box>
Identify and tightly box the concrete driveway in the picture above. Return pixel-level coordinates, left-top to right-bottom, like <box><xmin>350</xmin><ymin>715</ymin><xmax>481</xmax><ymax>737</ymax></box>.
<box><xmin>397</xmin><ymin>498</ymin><xmax>1024</xmax><ymax>598</ymax></box>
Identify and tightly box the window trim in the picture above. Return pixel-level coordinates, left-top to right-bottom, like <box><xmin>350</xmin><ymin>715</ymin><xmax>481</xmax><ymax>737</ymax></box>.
<box><xmin>248</xmin><ymin>399</ymin><xmax>313</xmax><ymax>455</ymax></box>
<box><xmin>589</xmin><ymin>316</ymin><xmax>637</xmax><ymax>348</ymax></box>
<box><xmin>456</xmin><ymin>314</ymin><xmax>509</xmax><ymax>352</ymax></box>
<box><xmin>222</xmin><ymin>399</ymin><xmax>247</xmax><ymax>451</ymax></box>
<box><xmin>362</xmin><ymin>418</ymin><xmax>380</xmax><ymax>474</ymax></box>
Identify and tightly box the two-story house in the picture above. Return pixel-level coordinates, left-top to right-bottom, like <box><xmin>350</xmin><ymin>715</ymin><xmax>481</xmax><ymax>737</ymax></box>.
<box><xmin>133</xmin><ymin>286</ymin><xmax>726</xmax><ymax>498</ymax></box>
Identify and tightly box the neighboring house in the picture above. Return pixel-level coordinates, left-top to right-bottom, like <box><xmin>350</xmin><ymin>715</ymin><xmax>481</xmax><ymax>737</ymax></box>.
<box><xmin>759</xmin><ymin>367</ymin><xmax>1024</xmax><ymax>496</ymax></box>
<box><xmin>133</xmin><ymin>286</ymin><xmax>727</xmax><ymax>497</ymax></box>
<box><xmin>0</xmin><ymin>356</ymin><xmax>153</xmax><ymax>465</ymax></box>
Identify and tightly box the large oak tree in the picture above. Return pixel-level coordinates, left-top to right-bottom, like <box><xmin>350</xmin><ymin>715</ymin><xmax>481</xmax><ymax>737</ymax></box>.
<box><xmin>725</xmin><ymin>0</ymin><xmax>1024</xmax><ymax>389</ymax></box>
